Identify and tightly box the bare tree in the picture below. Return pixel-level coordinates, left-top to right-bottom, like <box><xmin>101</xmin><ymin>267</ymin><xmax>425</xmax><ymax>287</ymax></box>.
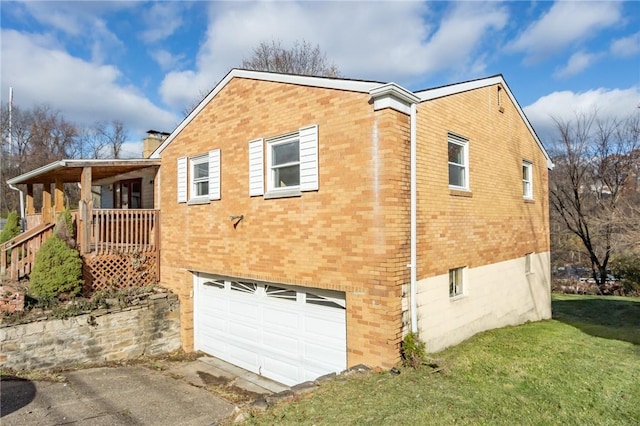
<box><xmin>241</xmin><ymin>39</ymin><xmax>340</xmax><ymax>77</ymax></box>
<box><xmin>182</xmin><ymin>40</ymin><xmax>341</xmax><ymax>118</ymax></box>
<box><xmin>549</xmin><ymin>111</ymin><xmax>640</xmax><ymax>287</ymax></box>
<box><xmin>0</xmin><ymin>104</ymin><xmax>79</xmax><ymax>213</ymax></box>
<box><xmin>94</xmin><ymin>120</ymin><xmax>127</xmax><ymax>158</ymax></box>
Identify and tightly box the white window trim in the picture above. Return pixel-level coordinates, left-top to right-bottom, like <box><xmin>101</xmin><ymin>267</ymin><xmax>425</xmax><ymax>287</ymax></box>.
<box><xmin>266</xmin><ymin>131</ymin><xmax>301</xmax><ymax>195</ymax></box>
<box><xmin>449</xmin><ymin>266</ymin><xmax>466</xmax><ymax>299</ymax></box>
<box><xmin>189</xmin><ymin>154</ymin><xmax>209</xmax><ymax>202</ymax></box>
<box><xmin>448</xmin><ymin>134</ymin><xmax>469</xmax><ymax>191</ymax></box>
<box><xmin>523</xmin><ymin>161</ymin><xmax>533</xmax><ymax>200</ymax></box>
<box><xmin>249</xmin><ymin>125</ymin><xmax>318</xmax><ymax>198</ymax></box>
<box><xmin>178</xmin><ymin>150</ymin><xmax>221</xmax><ymax>205</ymax></box>
<box><xmin>525</xmin><ymin>253</ymin><xmax>533</xmax><ymax>275</ymax></box>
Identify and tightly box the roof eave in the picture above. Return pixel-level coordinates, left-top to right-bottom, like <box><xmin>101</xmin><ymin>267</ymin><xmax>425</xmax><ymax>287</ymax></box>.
<box><xmin>150</xmin><ymin>69</ymin><xmax>386</xmax><ymax>158</ymax></box>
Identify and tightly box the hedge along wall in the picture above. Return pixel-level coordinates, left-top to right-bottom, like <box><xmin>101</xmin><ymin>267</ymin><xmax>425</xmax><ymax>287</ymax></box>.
<box><xmin>0</xmin><ymin>294</ymin><xmax>180</xmax><ymax>370</ymax></box>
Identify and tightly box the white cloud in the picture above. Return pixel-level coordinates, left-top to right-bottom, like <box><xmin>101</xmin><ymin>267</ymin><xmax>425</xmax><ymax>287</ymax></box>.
<box><xmin>22</xmin><ymin>1</ymin><xmax>134</xmax><ymax>36</ymax></box>
<box><xmin>1</xmin><ymin>30</ymin><xmax>178</xmax><ymax>144</ymax></box>
<box><xmin>553</xmin><ymin>51</ymin><xmax>600</xmax><ymax>79</ymax></box>
<box><xmin>524</xmin><ymin>87</ymin><xmax>640</xmax><ymax>141</ymax></box>
<box><xmin>611</xmin><ymin>31</ymin><xmax>640</xmax><ymax>57</ymax></box>
<box><xmin>508</xmin><ymin>1</ymin><xmax>622</xmax><ymax>63</ymax></box>
<box><xmin>150</xmin><ymin>49</ymin><xmax>186</xmax><ymax>71</ymax></box>
<box><xmin>159</xmin><ymin>1</ymin><xmax>508</xmax><ymax>109</ymax></box>
<box><xmin>139</xmin><ymin>2</ymin><xmax>186</xmax><ymax>44</ymax></box>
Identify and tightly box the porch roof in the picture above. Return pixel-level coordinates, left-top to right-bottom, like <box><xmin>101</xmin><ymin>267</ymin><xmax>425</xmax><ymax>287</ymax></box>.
<box><xmin>7</xmin><ymin>159</ymin><xmax>161</xmax><ymax>185</ymax></box>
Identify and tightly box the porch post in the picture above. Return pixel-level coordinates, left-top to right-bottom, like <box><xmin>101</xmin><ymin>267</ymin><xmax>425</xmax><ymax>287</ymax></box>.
<box><xmin>42</xmin><ymin>182</ymin><xmax>52</xmax><ymax>224</ymax></box>
<box><xmin>79</xmin><ymin>167</ymin><xmax>93</xmax><ymax>254</ymax></box>
<box><xmin>54</xmin><ymin>178</ymin><xmax>65</xmax><ymax>214</ymax></box>
<box><xmin>26</xmin><ymin>184</ymin><xmax>35</xmax><ymax>215</ymax></box>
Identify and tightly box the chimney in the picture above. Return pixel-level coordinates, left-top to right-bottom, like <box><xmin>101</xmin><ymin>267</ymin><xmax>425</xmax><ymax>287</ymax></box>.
<box><xmin>142</xmin><ymin>130</ymin><xmax>170</xmax><ymax>158</ymax></box>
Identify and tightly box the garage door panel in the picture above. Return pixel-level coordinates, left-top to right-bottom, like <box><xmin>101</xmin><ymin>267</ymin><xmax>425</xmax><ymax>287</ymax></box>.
<box><xmin>304</xmin><ymin>315</ymin><xmax>345</xmax><ymax>338</ymax></box>
<box><xmin>225</xmin><ymin>344</ymin><xmax>260</xmax><ymax>374</ymax></box>
<box><xmin>195</xmin><ymin>275</ymin><xmax>346</xmax><ymax>386</ymax></box>
<box><xmin>228</xmin><ymin>322</ymin><xmax>260</xmax><ymax>343</ymax></box>
<box><xmin>262</xmin><ymin>356</ymin><xmax>301</xmax><ymax>384</ymax></box>
<box><xmin>262</xmin><ymin>306</ymin><xmax>299</xmax><ymax>330</ymax></box>
<box><xmin>304</xmin><ymin>341</ymin><xmax>346</xmax><ymax>366</ymax></box>
<box><xmin>262</xmin><ymin>330</ymin><xmax>299</xmax><ymax>354</ymax></box>
<box><xmin>229</xmin><ymin>300</ymin><xmax>259</xmax><ymax>321</ymax></box>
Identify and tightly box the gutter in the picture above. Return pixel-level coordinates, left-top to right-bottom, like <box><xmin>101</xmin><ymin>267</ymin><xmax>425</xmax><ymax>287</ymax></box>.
<box><xmin>8</xmin><ymin>183</ymin><xmax>25</xmax><ymax>231</ymax></box>
<box><xmin>369</xmin><ymin>83</ymin><xmax>420</xmax><ymax>335</ymax></box>
<box><xmin>409</xmin><ymin>103</ymin><xmax>418</xmax><ymax>333</ymax></box>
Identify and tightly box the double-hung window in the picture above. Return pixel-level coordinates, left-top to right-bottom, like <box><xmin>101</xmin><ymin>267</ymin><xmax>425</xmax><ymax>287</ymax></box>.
<box><xmin>448</xmin><ymin>134</ymin><xmax>469</xmax><ymax>190</ymax></box>
<box><xmin>249</xmin><ymin>124</ymin><xmax>319</xmax><ymax>198</ymax></box>
<box><xmin>522</xmin><ymin>161</ymin><xmax>533</xmax><ymax>199</ymax></box>
<box><xmin>268</xmin><ymin>134</ymin><xmax>300</xmax><ymax>190</ymax></box>
<box><xmin>177</xmin><ymin>149</ymin><xmax>221</xmax><ymax>204</ymax></box>
<box><xmin>190</xmin><ymin>155</ymin><xmax>209</xmax><ymax>199</ymax></box>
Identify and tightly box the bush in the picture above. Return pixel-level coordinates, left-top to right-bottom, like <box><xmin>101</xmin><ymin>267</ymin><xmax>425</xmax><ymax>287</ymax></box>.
<box><xmin>54</xmin><ymin>209</ymin><xmax>76</xmax><ymax>247</ymax></box>
<box><xmin>611</xmin><ymin>255</ymin><xmax>640</xmax><ymax>297</ymax></box>
<box><xmin>402</xmin><ymin>332</ymin><xmax>426</xmax><ymax>369</ymax></box>
<box><xmin>0</xmin><ymin>211</ymin><xmax>21</xmax><ymax>244</ymax></box>
<box><xmin>29</xmin><ymin>235</ymin><xmax>83</xmax><ymax>302</ymax></box>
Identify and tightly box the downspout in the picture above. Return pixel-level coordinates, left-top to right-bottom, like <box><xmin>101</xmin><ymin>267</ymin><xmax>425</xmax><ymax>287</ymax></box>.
<box><xmin>8</xmin><ymin>183</ymin><xmax>25</xmax><ymax>231</ymax></box>
<box><xmin>409</xmin><ymin>103</ymin><xmax>418</xmax><ymax>333</ymax></box>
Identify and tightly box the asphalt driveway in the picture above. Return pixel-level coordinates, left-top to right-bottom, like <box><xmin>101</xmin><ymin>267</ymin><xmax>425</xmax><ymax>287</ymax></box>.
<box><xmin>1</xmin><ymin>357</ymin><xmax>289</xmax><ymax>425</ymax></box>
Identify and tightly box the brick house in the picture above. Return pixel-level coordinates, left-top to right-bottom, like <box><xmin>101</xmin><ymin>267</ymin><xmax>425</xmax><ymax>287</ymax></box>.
<box><xmin>149</xmin><ymin>69</ymin><xmax>552</xmax><ymax>386</ymax></box>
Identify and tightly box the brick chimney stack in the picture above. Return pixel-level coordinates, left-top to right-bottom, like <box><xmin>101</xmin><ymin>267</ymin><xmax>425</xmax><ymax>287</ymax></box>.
<box><xmin>143</xmin><ymin>130</ymin><xmax>170</xmax><ymax>158</ymax></box>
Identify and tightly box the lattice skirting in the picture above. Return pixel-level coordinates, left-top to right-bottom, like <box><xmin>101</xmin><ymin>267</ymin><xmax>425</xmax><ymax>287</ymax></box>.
<box><xmin>82</xmin><ymin>252</ymin><xmax>158</xmax><ymax>293</ymax></box>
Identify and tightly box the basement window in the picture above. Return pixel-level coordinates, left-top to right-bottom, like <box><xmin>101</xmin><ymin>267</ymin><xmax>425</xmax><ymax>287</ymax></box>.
<box><xmin>449</xmin><ymin>267</ymin><xmax>465</xmax><ymax>298</ymax></box>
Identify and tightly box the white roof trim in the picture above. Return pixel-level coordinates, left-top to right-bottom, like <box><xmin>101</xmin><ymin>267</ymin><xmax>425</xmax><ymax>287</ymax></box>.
<box><xmin>7</xmin><ymin>160</ymin><xmax>66</xmax><ymax>185</ymax></box>
<box><xmin>150</xmin><ymin>69</ymin><xmax>552</xmax><ymax>170</ymax></box>
<box><xmin>7</xmin><ymin>158</ymin><xmax>160</xmax><ymax>185</ymax></box>
<box><xmin>150</xmin><ymin>69</ymin><xmax>384</xmax><ymax>158</ymax></box>
<box><xmin>370</xmin><ymin>83</ymin><xmax>421</xmax><ymax>115</ymax></box>
<box><xmin>417</xmin><ymin>75</ymin><xmax>553</xmax><ymax>169</ymax></box>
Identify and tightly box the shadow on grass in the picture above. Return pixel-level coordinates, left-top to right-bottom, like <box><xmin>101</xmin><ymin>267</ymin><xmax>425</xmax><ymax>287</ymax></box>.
<box><xmin>552</xmin><ymin>295</ymin><xmax>640</xmax><ymax>345</ymax></box>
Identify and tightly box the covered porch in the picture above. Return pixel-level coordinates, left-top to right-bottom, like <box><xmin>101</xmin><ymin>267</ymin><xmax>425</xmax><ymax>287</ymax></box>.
<box><xmin>2</xmin><ymin>159</ymin><xmax>161</xmax><ymax>291</ymax></box>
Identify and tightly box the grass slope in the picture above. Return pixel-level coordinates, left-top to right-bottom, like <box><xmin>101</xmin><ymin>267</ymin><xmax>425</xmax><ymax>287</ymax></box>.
<box><xmin>247</xmin><ymin>295</ymin><xmax>640</xmax><ymax>425</ymax></box>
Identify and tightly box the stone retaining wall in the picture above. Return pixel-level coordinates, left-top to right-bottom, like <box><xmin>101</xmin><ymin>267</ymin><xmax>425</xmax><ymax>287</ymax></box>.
<box><xmin>0</xmin><ymin>294</ymin><xmax>180</xmax><ymax>370</ymax></box>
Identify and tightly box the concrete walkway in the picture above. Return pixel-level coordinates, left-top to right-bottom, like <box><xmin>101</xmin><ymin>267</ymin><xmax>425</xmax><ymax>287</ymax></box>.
<box><xmin>1</xmin><ymin>357</ymin><xmax>289</xmax><ymax>425</ymax></box>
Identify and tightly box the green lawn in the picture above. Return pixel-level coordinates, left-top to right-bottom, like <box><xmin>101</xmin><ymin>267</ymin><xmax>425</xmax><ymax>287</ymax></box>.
<box><xmin>245</xmin><ymin>295</ymin><xmax>640</xmax><ymax>425</ymax></box>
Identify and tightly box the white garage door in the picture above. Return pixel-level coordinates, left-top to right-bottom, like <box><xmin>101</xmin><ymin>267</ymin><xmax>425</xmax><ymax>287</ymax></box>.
<box><xmin>194</xmin><ymin>274</ymin><xmax>347</xmax><ymax>386</ymax></box>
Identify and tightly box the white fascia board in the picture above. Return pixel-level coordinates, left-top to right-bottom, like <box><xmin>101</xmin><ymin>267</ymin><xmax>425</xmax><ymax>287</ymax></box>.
<box><xmin>417</xmin><ymin>75</ymin><xmax>554</xmax><ymax>170</ymax></box>
<box><xmin>370</xmin><ymin>83</ymin><xmax>420</xmax><ymax>115</ymax></box>
<box><xmin>7</xmin><ymin>160</ymin><xmax>66</xmax><ymax>185</ymax></box>
<box><xmin>63</xmin><ymin>159</ymin><xmax>160</xmax><ymax>167</ymax></box>
<box><xmin>150</xmin><ymin>69</ymin><xmax>384</xmax><ymax>158</ymax></box>
<box><xmin>7</xmin><ymin>158</ymin><xmax>161</xmax><ymax>185</ymax></box>
<box><xmin>415</xmin><ymin>76</ymin><xmax>504</xmax><ymax>101</ymax></box>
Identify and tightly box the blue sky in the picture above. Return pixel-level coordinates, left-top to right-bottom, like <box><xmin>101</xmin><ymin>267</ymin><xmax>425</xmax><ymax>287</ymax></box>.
<box><xmin>1</xmin><ymin>1</ymin><xmax>639</xmax><ymax>157</ymax></box>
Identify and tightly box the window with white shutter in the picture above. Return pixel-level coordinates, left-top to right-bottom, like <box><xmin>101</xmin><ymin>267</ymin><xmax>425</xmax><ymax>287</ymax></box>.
<box><xmin>248</xmin><ymin>125</ymin><xmax>318</xmax><ymax>198</ymax></box>
<box><xmin>177</xmin><ymin>150</ymin><xmax>221</xmax><ymax>204</ymax></box>
<box><xmin>299</xmin><ymin>125</ymin><xmax>318</xmax><ymax>191</ymax></box>
<box><xmin>249</xmin><ymin>139</ymin><xmax>264</xmax><ymax>196</ymax></box>
<box><xmin>177</xmin><ymin>157</ymin><xmax>187</xmax><ymax>203</ymax></box>
<box><xmin>209</xmin><ymin>149</ymin><xmax>221</xmax><ymax>200</ymax></box>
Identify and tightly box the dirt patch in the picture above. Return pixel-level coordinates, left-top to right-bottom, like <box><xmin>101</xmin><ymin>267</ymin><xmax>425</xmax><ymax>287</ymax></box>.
<box><xmin>197</xmin><ymin>370</ymin><xmax>231</xmax><ymax>386</ymax></box>
<box><xmin>195</xmin><ymin>371</ymin><xmax>263</xmax><ymax>404</ymax></box>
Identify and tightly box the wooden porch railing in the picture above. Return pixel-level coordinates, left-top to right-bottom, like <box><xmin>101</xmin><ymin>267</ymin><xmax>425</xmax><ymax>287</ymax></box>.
<box><xmin>26</xmin><ymin>213</ymin><xmax>43</xmax><ymax>230</ymax></box>
<box><xmin>88</xmin><ymin>209</ymin><xmax>159</xmax><ymax>255</ymax></box>
<box><xmin>1</xmin><ymin>222</ymin><xmax>56</xmax><ymax>281</ymax></box>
